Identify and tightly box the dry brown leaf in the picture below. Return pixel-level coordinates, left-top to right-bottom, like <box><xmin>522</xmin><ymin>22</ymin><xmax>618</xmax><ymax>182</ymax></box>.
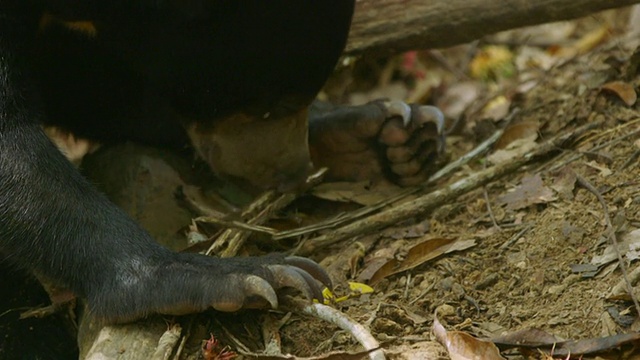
<box><xmin>311</xmin><ymin>181</ymin><xmax>404</xmax><ymax>206</ymax></box>
<box><xmin>584</xmin><ymin>160</ymin><xmax>612</xmax><ymax>177</ymax></box>
<box><xmin>492</xmin><ymin>327</ymin><xmax>561</xmax><ymax>348</ymax></box>
<box><xmin>592</xmin><ymin>228</ymin><xmax>640</xmax><ymax>267</ymax></box>
<box><xmin>494</xmin><ymin>121</ymin><xmax>540</xmax><ymax>150</ymax></box>
<box><xmin>480</xmin><ymin>96</ymin><xmax>511</xmax><ymax>121</ymax></box>
<box><xmin>572</xmin><ymin>25</ymin><xmax>611</xmax><ymax>54</ymax></box>
<box><xmin>487</xmin><ymin>136</ymin><xmax>537</xmax><ymax>165</ymax></box>
<box><xmin>437</xmin><ymin>81</ymin><xmax>481</xmax><ymax>120</ymax></box>
<box><xmin>493</xmin><ymin>328</ymin><xmax>640</xmax><ymax>358</ymax></box>
<box><xmin>601</xmin><ymin>81</ymin><xmax>638</xmax><ymax>106</ymax></box>
<box><xmin>550</xmin><ymin>166</ymin><xmax>577</xmax><ymax>200</ymax></box>
<box><xmin>493</xmin><ymin>22</ymin><xmax>576</xmax><ymax>45</ymax></box>
<box><xmin>369</xmin><ymin>238</ymin><xmax>476</xmax><ymax>284</ymax></box>
<box><xmin>555</xmin><ymin>25</ymin><xmax>610</xmax><ymax>58</ymax></box>
<box><xmin>515</xmin><ymin>47</ymin><xmax>560</xmax><ymax>72</ymax></box>
<box><xmin>384</xmin><ymin>341</ymin><xmax>447</xmax><ymax>360</ymax></box>
<box><xmin>369</xmin><ymin>238</ymin><xmax>455</xmax><ymax>284</ymax></box>
<box><xmin>402</xmin><ymin>306</ymin><xmax>429</xmax><ymax>325</ymax></box>
<box><xmin>497</xmin><ymin>173</ymin><xmax>556</xmax><ymax>210</ymax></box>
<box><xmin>433</xmin><ymin>316</ymin><xmax>505</xmax><ymax>360</ymax></box>
<box><xmin>356</xmin><ymin>257</ymin><xmax>391</xmax><ymax>283</ymax></box>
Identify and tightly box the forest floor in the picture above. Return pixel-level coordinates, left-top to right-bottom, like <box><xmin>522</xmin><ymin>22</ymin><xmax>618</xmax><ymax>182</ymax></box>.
<box><xmin>4</xmin><ymin>5</ymin><xmax>640</xmax><ymax>360</ymax></box>
<box><xmin>265</xmin><ymin>6</ymin><xmax>640</xmax><ymax>359</ymax></box>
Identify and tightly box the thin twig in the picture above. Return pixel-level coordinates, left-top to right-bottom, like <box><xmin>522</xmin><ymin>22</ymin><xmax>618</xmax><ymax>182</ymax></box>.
<box><xmin>428</xmin><ymin>122</ymin><xmax>505</xmax><ymax>183</ymax></box>
<box><xmin>618</xmin><ymin>148</ymin><xmax>640</xmax><ymax>170</ymax></box>
<box><xmin>206</xmin><ymin>169</ymin><xmax>326</xmax><ymax>257</ymax></box>
<box><xmin>274</xmin><ymin>112</ymin><xmax>516</xmax><ymax>241</ymax></box>
<box><xmin>296</xmin><ymin>121</ymin><xmax>601</xmax><ymax>255</ymax></box>
<box><xmin>499</xmin><ymin>225</ymin><xmax>532</xmax><ymax>251</ymax></box>
<box><xmin>296</xmin><ymin>302</ymin><xmax>385</xmax><ymax>360</ymax></box>
<box><xmin>483</xmin><ymin>187</ymin><xmax>500</xmax><ymax>230</ymax></box>
<box><xmin>195</xmin><ymin>215</ymin><xmax>277</xmax><ymax>235</ymax></box>
<box><xmin>273</xmin><ymin>187</ymin><xmax>419</xmax><ymax>240</ymax></box>
<box><xmin>220</xmin><ymin>192</ymin><xmax>297</xmax><ymax>258</ymax></box>
<box><xmin>206</xmin><ymin>190</ymin><xmax>279</xmax><ymax>256</ymax></box>
<box><xmin>482</xmin><ymin>152</ymin><xmax>501</xmax><ymax>230</ymax></box>
<box><xmin>576</xmin><ymin>174</ymin><xmax>640</xmax><ymax>316</ymax></box>
<box><xmin>548</xmin><ymin>121</ymin><xmax>640</xmax><ymax>173</ymax></box>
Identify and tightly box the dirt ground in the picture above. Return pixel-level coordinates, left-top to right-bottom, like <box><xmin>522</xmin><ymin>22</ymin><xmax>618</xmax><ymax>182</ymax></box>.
<box><xmin>4</xmin><ymin>5</ymin><xmax>640</xmax><ymax>360</ymax></box>
<box><xmin>259</xmin><ymin>7</ymin><xmax>640</xmax><ymax>359</ymax></box>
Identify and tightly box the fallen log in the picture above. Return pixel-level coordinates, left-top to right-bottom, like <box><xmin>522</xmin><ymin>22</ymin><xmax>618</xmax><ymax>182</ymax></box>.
<box><xmin>347</xmin><ymin>0</ymin><xmax>640</xmax><ymax>55</ymax></box>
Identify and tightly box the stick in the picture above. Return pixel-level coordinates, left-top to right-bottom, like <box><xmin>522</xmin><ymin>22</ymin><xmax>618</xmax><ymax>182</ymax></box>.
<box><xmin>347</xmin><ymin>0</ymin><xmax>640</xmax><ymax>55</ymax></box>
<box><xmin>296</xmin><ymin>121</ymin><xmax>602</xmax><ymax>256</ymax></box>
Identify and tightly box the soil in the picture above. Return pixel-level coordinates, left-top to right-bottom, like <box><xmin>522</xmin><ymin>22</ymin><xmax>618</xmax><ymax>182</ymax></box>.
<box><xmin>253</xmin><ymin>8</ymin><xmax>640</xmax><ymax>359</ymax></box>
<box><xmin>3</xmin><ymin>6</ymin><xmax>640</xmax><ymax>360</ymax></box>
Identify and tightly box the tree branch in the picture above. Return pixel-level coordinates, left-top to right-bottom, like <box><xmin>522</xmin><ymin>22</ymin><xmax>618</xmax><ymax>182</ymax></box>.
<box><xmin>346</xmin><ymin>0</ymin><xmax>640</xmax><ymax>55</ymax></box>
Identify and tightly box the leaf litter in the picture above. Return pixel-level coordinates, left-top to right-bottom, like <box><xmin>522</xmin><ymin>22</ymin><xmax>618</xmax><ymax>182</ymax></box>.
<box><xmin>71</xmin><ymin>6</ymin><xmax>640</xmax><ymax>359</ymax></box>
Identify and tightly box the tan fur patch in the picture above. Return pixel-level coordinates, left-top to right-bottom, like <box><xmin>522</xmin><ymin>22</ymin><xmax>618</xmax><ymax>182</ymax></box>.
<box><xmin>186</xmin><ymin>109</ymin><xmax>312</xmax><ymax>190</ymax></box>
<box><xmin>39</xmin><ymin>13</ymin><xmax>98</xmax><ymax>37</ymax></box>
<box><xmin>43</xmin><ymin>126</ymin><xmax>101</xmax><ymax>166</ymax></box>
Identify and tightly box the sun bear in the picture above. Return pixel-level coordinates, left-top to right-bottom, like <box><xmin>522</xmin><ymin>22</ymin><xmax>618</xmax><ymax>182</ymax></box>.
<box><xmin>0</xmin><ymin>0</ymin><xmax>444</xmax><ymax>324</ymax></box>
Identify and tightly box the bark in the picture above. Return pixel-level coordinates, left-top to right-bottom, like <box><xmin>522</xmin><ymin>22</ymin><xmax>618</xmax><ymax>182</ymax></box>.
<box><xmin>346</xmin><ymin>0</ymin><xmax>640</xmax><ymax>55</ymax></box>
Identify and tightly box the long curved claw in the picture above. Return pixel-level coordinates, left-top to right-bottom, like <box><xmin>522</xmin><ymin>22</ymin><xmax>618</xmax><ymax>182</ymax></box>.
<box><xmin>291</xmin><ymin>267</ymin><xmax>325</xmax><ymax>301</ymax></box>
<box><xmin>416</xmin><ymin>105</ymin><xmax>445</xmax><ymax>135</ymax></box>
<box><xmin>383</xmin><ymin>100</ymin><xmax>412</xmax><ymax>127</ymax></box>
<box><xmin>209</xmin><ymin>256</ymin><xmax>329</xmax><ymax>312</ymax></box>
<box><xmin>243</xmin><ymin>274</ymin><xmax>279</xmax><ymax>308</ymax></box>
<box><xmin>268</xmin><ymin>265</ymin><xmax>320</xmax><ymax>301</ymax></box>
<box><xmin>376</xmin><ymin>102</ymin><xmax>446</xmax><ymax>186</ymax></box>
<box><xmin>210</xmin><ymin>274</ymin><xmax>278</xmax><ymax>312</ymax></box>
<box><xmin>284</xmin><ymin>256</ymin><xmax>333</xmax><ymax>290</ymax></box>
